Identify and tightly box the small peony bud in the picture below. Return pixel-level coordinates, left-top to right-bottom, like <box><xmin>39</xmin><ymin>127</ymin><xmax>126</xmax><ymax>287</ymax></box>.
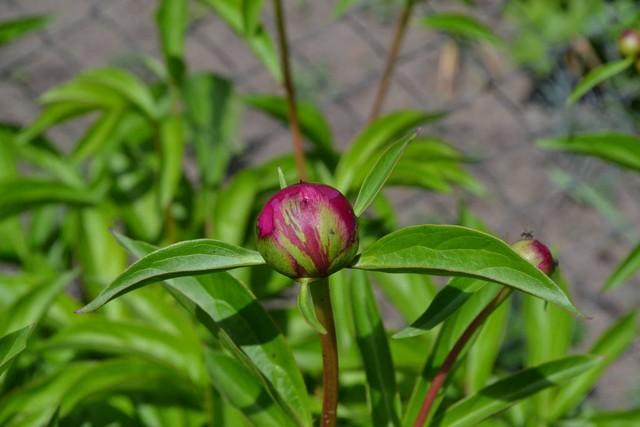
<box><xmin>511</xmin><ymin>238</ymin><xmax>555</xmax><ymax>276</ymax></box>
<box><xmin>256</xmin><ymin>182</ymin><xmax>358</xmax><ymax>279</ymax></box>
<box><xmin>618</xmin><ymin>29</ymin><xmax>640</xmax><ymax>58</ymax></box>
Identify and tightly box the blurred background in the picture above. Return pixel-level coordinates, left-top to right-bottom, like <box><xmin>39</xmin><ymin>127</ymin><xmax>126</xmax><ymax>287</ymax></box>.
<box><xmin>1</xmin><ymin>0</ymin><xmax>639</xmax><ymax>410</ymax></box>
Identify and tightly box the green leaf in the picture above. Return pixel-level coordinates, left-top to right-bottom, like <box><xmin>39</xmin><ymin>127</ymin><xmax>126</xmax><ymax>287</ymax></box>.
<box><xmin>0</xmin><ymin>179</ymin><xmax>98</xmax><ymax>220</ymax></box>
<box><xmin>538</xmin><ymin>133</ymin><xmax>640</xmax><ymax>172</ymax></box>
<box><xmin>77</xmin><ymin>68</ymin><xmax>159</xmax><ymax>120</ymax></box>
<box><xmin>241</xmin><ymin>0</ymin><xmax>264</xmax><ymax>35</ymax></box>
<box><xmin>40</xmin><ymin>79</ymin><xmax>126</xmax><ymax>110</ymax></box>
<box><xmin>354</xmin><ymin>225</ymin><xmax>579</xmax><ymax>315</ymax></box>
<box><xmin>421</xmin><ymin>13</ymin><xmax>500</xmax><ymax>44</ymax></box>
<box><xmin>0</xmin><ymin>271</ymin><xmax>76</xmax><ymax>335</ymax></box>
<box><xmin>566</xmin><ymin>58</ymin><xmax>633</xmax><ymax>105</ymax></box>
<box><xmin>604</xmin><ymin>242</ymin><xmax>640</xmax><ymax>291</ymax></box>
<box><xmin>244</xmin><ymin>94</ymin><xmax>335</xmax><ymax>162</ymax></box>
<box><xmin>587</xmin><ymin>406</ymin><xmax>640</xmax><ymax>426</ymax></box>
<box><xmin>373</xmin><ymin>272</ymin><xmax>436</xmax><ymax>323</ymax></box>
<box><xmin>403</xmin><ymin>282</ymin><xmax>502</xmax><ymax>425</ymax></box>
<box><xmin>0</xmin><ymin>325</ymin><xmax>31</xmax><ymax>375</ymax></box>
<box><xmin>393</xmin><ymin>277</ymin><xmax>487</xmax><ymax>339</ymax></box>
<box><xmin>13</xmin><ymin>102</ymin><xmax>93</xmax><ymax>146</ymax></box>
<box><xmin>184</xmin><ymin>73</ymin><xmax>240</xmax><ymax>187</ymax></box>
<box><xmin>522</xmin><ymin>270</ymin><xmax>574</xmax><ymax>416</ymax></box>
<box><xmin>351</xmin><ymin>271</ymin><xmax>401</xmax><ymax>427</ymax></box>
<box><xmin>71</xmin><ymin>107</ymin><xmax>126</xmax><ymax>162</ymax></box>
<box><xmin>116</xmin><ymin>234</ymin><xmax>311</xmax><ymax>426</ymax></box>
<box><xmin>212</xmin><ymin>169</ymin><xmax>257</xmax><ymax>246</ymax></box>
<box><xmin>156</xmin><ymin>0</ymin><xmax>187</xmax><ymax>80</ymax></box>
<box><xmin>297</xmin><ymin>281</ymin><xmax>327</xmax><ymax>334</ymax></box>
<box><xmin>40</xmin><ymin>318</ymin><xmax>206</xmax><ymax>385</ymax></box>
<box><xmin>465</xmin><ymin>294</ymin><xmax>509</xmax><ymax>392</ymax></box>
<box><xmin>549</xmin><ymin>311</ymin><xmax>637</xmax><ymax>419</ymax></box>
<box><xmin>353</xmin><ymin>131</ymin><xmax>416</xmax><ymax>217</ymax></box>
<box><xmin>158</xmin><ymin>114</ymin><xmax>185</xmax><ymax>210</ymax></box>
<box><xmin>10</xmin><ymin>140</ymin><xmax>84</xmax><ymax>187</ymax></box>
<box><xmin>335</xmin><ymin>110</ymin><xmax>445</xmax><ymax>192</ymax></box>
<box><xmin>0</xmin><ymin>15</ymin><xmax>50</xmax><ymax>46</ymax></box>
<box><xmin>433</xmin><ymin>355</ymin><xmax>602</xmax><ymax>427</ymax></box>
<box><xmin>206</xmin><ymin>350</ymin><xmax>298</xmax><ymax>427</ymax></box>
<box><xmin>77</xmin><ymin>239</ymin><xmax>266</xmax><ymax>313</ymax></box>
<box><xmin>278</xmin><ymin>167</ymin><xmax>288</xmax><ymax>189</ymax></box>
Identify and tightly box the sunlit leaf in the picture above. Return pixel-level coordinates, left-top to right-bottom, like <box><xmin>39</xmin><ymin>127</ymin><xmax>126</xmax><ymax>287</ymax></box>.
<box><xmin>156</xmin><ymin>0</ymin><xmax>187</xmax><ymax>81</ymax></box>
<box><xmin>354</xmin><ymin>225</ymin><xmax>579</xmax><ymax>314</ymax></box>
<box><xmin>297</xmin><ymin>280</ymin><xmax>327</xmax><ymax>334</ymax></box>
<box><xmin>77</xmin><ymin>239</ymin><xmax>266</xmax><ymax>313</ymax></box>
<box><xmin>335</xmin><ymin>110</ymin><xmax>445</xmax><ymax>192</ymax></box>
<box><xmin>566</xmin><ymin>58</ymin><xmax>633</xmax><ymax>105</ymax></box>
<box><xmin>434</xmin><ymin>355</ymin><xmax>602</xmax><ymax>427</ymax></box>
<box><xmin>0</xmin><ymin>15</ymin><xmax>50</xmax><ymax>46</ymax></box>
<box><xmin>158</xmin><ymin>114</ymin><xmax>185</xmax><ymax>210</ymax></box>
<box><xmin>421</xmin><ymin>13</ymin><xmax>500</xmax><ymax>44</ymax></box>
<box><xmin>604</xmin><ymin>242</ymin><xmax>640</xmax><ymax>291</ymax></box>
<box><xmin>353</xmin><ymin>131</ymin><xmax>416</xmax><ymax>217</ymax></box>
<box><xmin>0</xmin><ymin>325</ymin><xmax>31</xmax><ymax>375</ymax></box>
<box><xmin>538</xmin><ymin>133</ymin><xmax>640</xmax><ymax>172</ymax></box>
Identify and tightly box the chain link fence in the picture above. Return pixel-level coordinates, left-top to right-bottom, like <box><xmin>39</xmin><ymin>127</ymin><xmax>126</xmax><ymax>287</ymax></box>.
<box><xmin>1</xmin><ymin>0</ymin><xmax>639</xmax><ymax>408</ymax></box>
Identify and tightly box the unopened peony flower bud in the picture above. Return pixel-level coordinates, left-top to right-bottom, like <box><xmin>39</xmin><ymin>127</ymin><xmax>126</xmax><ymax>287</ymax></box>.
<box><xmin>511</xmin><ymin>238</ymin><xmax>555</xmax><ymax>276</ymax></box>
<box><xmin>619</xmin><ymin>29</ymin><xmax>640</xmax><ymax>58</ymax></box>
<box><xmin>256</xmin><ymin>182</ymin><xmax>358</xmax><ymax>279</ymax></box>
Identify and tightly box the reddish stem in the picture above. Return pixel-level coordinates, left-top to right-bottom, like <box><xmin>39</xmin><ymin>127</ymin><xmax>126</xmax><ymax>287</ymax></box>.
<box><xmin>311</xmin><ymin>279</ymin><xmax>339</xmax><ymax>427</ymax></box>
<box><xmin>413</xmin><ymin>288</ymin><xmax>512</xmax><ymax>427</ymax></box>
<box><xmin>272</xmin><ymin>0</ymin><xmax>308</xmax><ymax>180</ymax></box>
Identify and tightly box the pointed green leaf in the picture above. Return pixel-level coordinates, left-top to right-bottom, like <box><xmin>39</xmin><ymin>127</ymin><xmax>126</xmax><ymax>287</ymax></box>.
<box><xmin>184</xmin><ymin>73</ymin><xmax>240</xmax><ymax>187</ymax></box>
<box><xmin>335</xmin><ymin>110</ymin><xmax>445</xmax><ymax>192</ymax></box>
<box><xmin>77</xmin><ymin>68</ymin><xmax>158</xmax><ymax>119</ymax></box>
<box><xmin>566</xmin><ymin>58</ymin><xmax>633</xmax><ymax>105</ymax></box>
<box><xmin>113</xmin><ymin>233</ymin><xmax>311</xmax><ymax>426</ymax></box>
<box><xmin>278</xmin><ymin>167</ymin><xmax>288</xmax><ymax>189</ymax></box>
<box><xmin>587</xmin><ymin>406</ymin><xmax>640</xmax><ymax>426</ymax></box>
<box><xmin>156</xmin><ymin>0</ymin><xmax>187</xmax><ymax>80</ymax></box>
<box><xmin>77</xmin><ymin>239</ymin><xmax>266</xmax><ymax>313</ymax></box>
<box><xmin>40</xmin><ymin>318</ymin><xmax>206</xmax><ymax>385</ymax></box>
<box><xmin>297</xmin><ymin>281</ymin><xmax>327</xmax><ymax>334</ymax></box>
<box><xmin>549</xmin><ymin>311</ymin><xmax>637</xmax><ymax>419</ymax></box>
<box><xmin>538</xmin><ymin>133</ymin><xmax>640</xmax><ymax>173</ymax></box>
<box><xmin>353</xmin><ymin>131</ymin><xmax>416</xmax><ymax>217</ymax></box>
<box><xmin>434</xmin><ymin>355</ymin><xmax>602</xmax><ymax>427</ymax></box>
<box><xmin>206</xmin><ymin>350</ymin><xmax>297</xmax><ymax>427</ymax></box>
<box><xmin>394</xmin><ymin>277</ymin><xmax>488</xmax><ymax>339</ymax></box>
<box><xmin>421</xmin><ymin>13</ymin><xmax>501</xmax><ymax>44</ymax></box>
<box><xmin>354</xmin><ymin>225</ymin><xmax>579</xmax><ymax>314</ymax></box>
<box><xmin>241</xmin><ymin>0</ymin><xmax>264</xmax><ymax>35</ymax></box>
<box><xmin>604</xmin><ymin>242</ymin><xmax>640</xmax><ymax>291</ymax></box>
<box><xmin>0</xmin><ymin>325</ymin><xmax>31</xmax><ymax>375</ymax></box>
<box><xmin>351</xmin><ymin>271</ymin><xmax>401</xmax><ymax>427</ymax></box>
<box><xmin>0</xmin><ymin>15</ymin><xmax>50</xmax><ymax>46</ymax></box>
<box><xmin>0</xmin><ymin>179</ymin><xmax>99</xmax><ymax>220</ymax></box>
<box><xmin>158</xmin><ymin>114</ymin><xmax>185</xmax><ymax>210</ymax></box>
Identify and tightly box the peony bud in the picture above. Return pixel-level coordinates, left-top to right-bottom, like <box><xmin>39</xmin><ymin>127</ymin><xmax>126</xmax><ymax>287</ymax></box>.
<box><xmin>618</xmin><ymin>29</ymin><xmax>640</xmax><ymax>58</ymax></box>
<box><xmin>511</xmin><ymin>238</ymin><xmax>555</xmax><ymax>276</ymax></box>
<box><xmin>256</xmin><ymin>182</ymin><xmax>358</xmax><ymax>279</ymax></box>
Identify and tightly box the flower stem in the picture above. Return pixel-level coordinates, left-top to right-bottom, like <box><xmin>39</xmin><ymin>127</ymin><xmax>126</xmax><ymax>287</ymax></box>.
<box><xmin>413</xmin><ymin>287</ymin><xmax>513</xmax><ymax>427</ymax></box>
<box><xmin>368</xmin><ymin>0</ymin><xmax>416</xmax><ymax>123</ymax></box>
<box><xmin>273</xmin><ymin>0</ymin><xmax>308</xmax><ymax>181</ymax></box>
<box><xmin>311</xmin><ymin>278</ymin><xmax>339</xmax><ymax>427</ymax></box>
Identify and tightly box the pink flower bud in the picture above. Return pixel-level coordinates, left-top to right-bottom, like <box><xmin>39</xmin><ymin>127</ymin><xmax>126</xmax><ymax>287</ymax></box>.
<box><xmin>619</xmin><ymin>29</ymin><xmax>640</xmax><ymax>58</ymax></box>
<box><xmin>256</xmin><ymin>182</ymin><xmax>358</xmax><ymax>279</ymax></box>
<box><xmin>511</xmin><ymin>238</ymin><xmax>555</xmax><ymax>276</ymax></box>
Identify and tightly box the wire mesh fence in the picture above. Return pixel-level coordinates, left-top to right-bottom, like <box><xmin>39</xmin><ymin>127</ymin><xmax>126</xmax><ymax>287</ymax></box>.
<box><xmin>1</xmin><ymin>0</ymin><xmax>639</xmax><ymax>407</ymax></box>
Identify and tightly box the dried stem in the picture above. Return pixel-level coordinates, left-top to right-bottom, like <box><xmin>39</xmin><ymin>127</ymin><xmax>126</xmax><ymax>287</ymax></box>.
<box><xmin>368</xmin><ymin>0</ymin><xmax>416</xmax><ymax>122</ymax></box>
<box><xmin>311</xmin><ymin>278</ymin><xmax>339</xmax><ymax>427</ymax></box>
<box><xmin>273</xmin><ymin>0</ymin><xmax>308</xmax><ymax>180</ymax></box>
<box><xmin>413</xmin><ymin>287</ymin><xmax>513</xmax><ymax>427</ymax></box>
